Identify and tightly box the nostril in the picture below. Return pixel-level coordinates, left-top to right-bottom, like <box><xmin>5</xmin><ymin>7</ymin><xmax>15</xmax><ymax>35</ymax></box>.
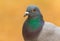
<box><xmin>25</xmin><ymin>12</ymin><xmax>29</xmax><ymax>14</ymax></box>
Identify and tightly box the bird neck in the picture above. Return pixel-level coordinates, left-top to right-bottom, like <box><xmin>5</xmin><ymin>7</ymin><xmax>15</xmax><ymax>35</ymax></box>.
<box><xmin>27</xmin><ymin>16</ymin><xmax>44</xmax><ymax>31</ymax></box>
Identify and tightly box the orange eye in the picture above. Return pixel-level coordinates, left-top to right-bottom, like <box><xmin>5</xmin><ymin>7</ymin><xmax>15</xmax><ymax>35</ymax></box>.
<box><xmin>32</xmin><ymin>9</ymin><xmax>36</xmax><ymax>12</ymax></box>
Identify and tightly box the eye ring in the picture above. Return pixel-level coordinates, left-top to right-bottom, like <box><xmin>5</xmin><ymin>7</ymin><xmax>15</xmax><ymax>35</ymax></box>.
<box><xmin>32</xmin><ymin>9</ymin><xmax>36</xmax><ymax>12</ymax></box>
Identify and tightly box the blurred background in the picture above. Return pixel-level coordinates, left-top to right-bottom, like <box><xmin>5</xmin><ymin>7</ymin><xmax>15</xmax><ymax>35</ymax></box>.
<box><xmin>0</xmin><ymin>0</ymin><xmax>60</xmax><ymax>41</ymax></box>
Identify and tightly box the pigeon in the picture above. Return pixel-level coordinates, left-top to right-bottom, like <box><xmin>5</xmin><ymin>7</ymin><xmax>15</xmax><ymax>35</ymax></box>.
<box><xmin>22</xmin><ymin>5</ymin><xmax>60</xmax><ymax>41</ymax></box>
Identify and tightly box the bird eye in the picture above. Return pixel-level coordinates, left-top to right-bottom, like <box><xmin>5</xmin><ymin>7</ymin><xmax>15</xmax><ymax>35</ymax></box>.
<box><xmin>32</xmin><ymin>9</ymin><xmax>36</xmax><ymax>12</ymax></box>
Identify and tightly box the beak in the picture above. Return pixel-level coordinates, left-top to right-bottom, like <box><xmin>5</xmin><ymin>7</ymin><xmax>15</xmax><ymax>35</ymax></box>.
<box><xmin>24</xmin><ymin>12</ymin><xmax>29</xmax><ymax>17</ymax></box>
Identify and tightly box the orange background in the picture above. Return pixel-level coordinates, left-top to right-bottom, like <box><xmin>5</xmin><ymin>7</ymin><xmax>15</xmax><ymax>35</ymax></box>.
<box><xmin>0</xmin><ymin>0</ymin><xmax>60</xmax><ymax>41</ymax></box>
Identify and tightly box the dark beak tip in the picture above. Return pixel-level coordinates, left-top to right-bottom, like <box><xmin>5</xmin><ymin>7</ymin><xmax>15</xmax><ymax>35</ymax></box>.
<box><xmin>24</xmin><ymin>14</ymin><xmax>27</xmax><ymax>17</ymax></box>
<box><xmin>24</xmin><ymin>12</ymin><xmax>29</xmax><ymax>17</ymax></box>
<box><xmin>23</xmin><ymin>15</ymin><xmax>25</xmax><ymax>17</ymax></box>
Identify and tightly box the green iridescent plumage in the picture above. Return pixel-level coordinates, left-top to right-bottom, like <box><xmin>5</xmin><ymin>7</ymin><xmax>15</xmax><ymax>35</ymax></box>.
<box><xmin>27</xmin><ymin>16</ymin><xmax>42</xmax><ymax>31</ymax></box>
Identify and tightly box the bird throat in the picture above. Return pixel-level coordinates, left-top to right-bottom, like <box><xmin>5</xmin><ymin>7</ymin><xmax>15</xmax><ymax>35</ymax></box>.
<box><xmin>27</xmin><ymin>16</ymin><xmax>43</xmax><ymax>31</ymax></box>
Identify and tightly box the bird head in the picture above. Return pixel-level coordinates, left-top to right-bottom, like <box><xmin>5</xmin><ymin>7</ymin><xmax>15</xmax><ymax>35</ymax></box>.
<box><xmin>24</xmin><ymin>5</ymin><xmax>42</xmax><ymax>18</ymax></box>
